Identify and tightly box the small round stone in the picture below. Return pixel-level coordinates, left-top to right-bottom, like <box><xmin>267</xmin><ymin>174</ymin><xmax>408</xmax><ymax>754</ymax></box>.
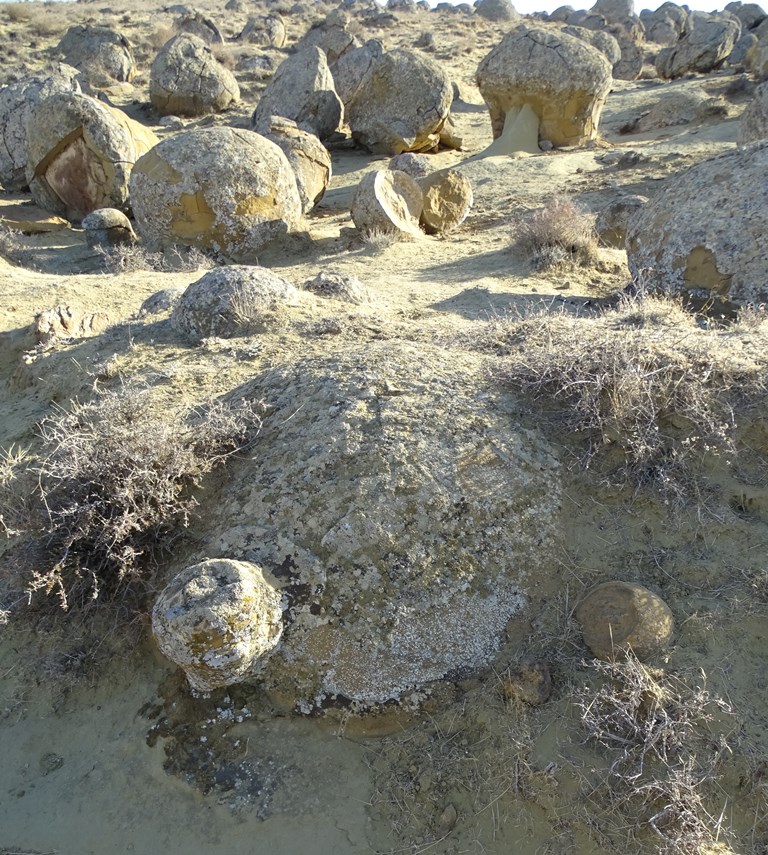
<box><xmin>575</xmin><ymin>581</ymin><xmax>674</xmax><ymax>660</ymax></box>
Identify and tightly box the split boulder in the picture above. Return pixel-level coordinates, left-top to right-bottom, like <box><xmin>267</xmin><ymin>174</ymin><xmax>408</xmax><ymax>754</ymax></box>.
<box><xmin>655</xmin><ymin>12</ymin><xmax>741</xmax><ymax>78</ymax></box>
<box><xmin>351</xmin><ymin>169</ymin><xmax>423</xmax><ymax>238</ymax></box>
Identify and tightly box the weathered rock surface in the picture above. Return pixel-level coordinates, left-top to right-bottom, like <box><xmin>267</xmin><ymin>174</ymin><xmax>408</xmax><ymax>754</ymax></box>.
<box><xmin>252</xmin><ymin>47</ymin><xmax>342</xmax><ymax>141</ymax></box>
<box><xmin>626</xmin><ymin>142</ymin><xmax>768</xmax><ymax>308</ymax></box>
<box><xmin>171</xmin><ymin>265</ymin><xmax>301</xmax><ymax>340</ymax></box>
<box><xmin>81</xmin><ymin>207</ymin><xmax>137</xmax><ymax>248</ymax></box>
<box><xmin>173</xmin><ymin>11</ymin><xmax>224</xmax><ymax>45</ymax></box>
<box><xmin>295</xmin><ymin>9</ymin><xmax>359</xmax><ymax>64</ymax></box>
<box><xmin>562</xmin><ymin>24</ymin><xmax>621</xmax><ymax>65</ymax></box>
<box><xmin>0</xmin><ymin>66</ymin><xmax>82</xmax><ymax>192</ymax></box>
<box><xmin>57</xmin><ymin>25</ymin><xmax>136</xmax><ymax>84</ymax></box>
<box><xmin>738</xmin><ymin>81</ymin><xmax>768</xmax><ymax>143</ymax></box>
<box><xmin>331</xmin><ymin>39</ymin><xmax>384</xmax><ymax>110</ymax></box>
<box><xmin>726</xmin><ymin>1</ymin><xmax>767</xmax><ymax>31</ymax></box>
<box><xmin>303</xmin><ymin>270</ymin><xmax>368</xmax><ymax>303</ymax></box>
<box><xmin>475</xmin><ymin>0</ymin><xmax>519</xmax><ymax>22</ymax></box>
<box><xmin>211</xmin><ymin>342</ymin><xmax>562</xmax><ymax>707</ymax></box>
<box><xmin>576</xmin><ymin>581</ymin><xmax>674</xmax><ymax>660</ymax></box>
<box><xmin>388</xmin><ymin>152</ymin><xmax>432</xmax><ymax>178</ymax></box>
<box><xmin>621</xmin><ymin>87</ymin><xmax>728</xmax><ymax>133</ymax></box>
<box><xmin>262</xmin><ymin>116</ymin><xmax>332</xmax><ymax>214</ymax></box>
<box><xmin>351</xmin><ymin>169</ymin><xmax>423</xmax><ymax>237</ymax></box>
<box><xmin>237</xmin><ymin>14</ymin><xmax>286</xmax><ymax>47</ymax></box>
<box><xmin>25</xmin><ymin>92</ymin><xmax>158</xmax><ymax>220</ymax></box>
<box><xmin>34</xmin><ymin>304</ymin><xmax>110</xmax><ymax>345</ymax></box>
<box><xmin>476</xmin><ymin>25</ymin><xmax>613</xmax><ymax>147</ymax></box>
<box><xmin>152</xmin><ymin>559</ymin><xmax>284</xmax><ymax>693</ymax></box>
<box><xmin>595</xmin><ymin>194</ymin><xmax>647</xmax><ymax>247</ymax></box>
<box><xmin>130</xmin><ymin>127</ymin><xmax>302</xmax><ymax>261</ymax></box>
<box><xmin>417</xmin><ymin>169</ymin><xmax>473</xmax><ymax>234</ymax></box>
<box><xmin>150</xmin><ymin>33</ymin><xmax>240</xmax><ymax>117</ymax></box>
<box><xmin>656</xmin><ymin>12</ymin><xmax>741</xmax><ymax>78</ymax></box>
<box><xmin>347</xmin><ymin>48</ymin><xmax>453</xmax><ymax>154</ymax></box>
<box><xmin>641</xmin><ymin>1</ymin><xmax>689</xmax><ymax>45</ymax></box>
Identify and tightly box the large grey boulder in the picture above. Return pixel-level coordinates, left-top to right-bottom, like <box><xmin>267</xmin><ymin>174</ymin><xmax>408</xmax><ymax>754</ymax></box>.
<box><xmin>57</xmin><ymin>25</ymin><xmax>136</xmax><ymax>85</ymax></box>
<box><xmin>641</xmin><ymin>2</ymin><xmax>689</xmax><ymax>44</ymax></box>
<box><xmin>129</xmin><ymin>127</ymin><xmax>302</xmax><ymax>261</ymax></box>
<box><xmin>655</xmin><ymin>12</ymin><xmax>742</xmax><ymax>78</ymax></box>
<box><xmin>82</xmin><ymin>207</ymin><xmax>137</xmax><ymax>249</ymax></box>
<box><xmin>152</xmin><ymin>559</ymin><xmax>284</xmax><ymax>693</ymax></box>
<box><xmin>332</xmin><ymin>39</ymin><xmax>384</xmax><ymax>110</ymax></box>
<box><xmin>725</xmin><ymin>1</ymin><xmax>767</xmax><ymax>31</ymax></box>
<box><xmin>562</xmin><ymin>24</ymin><xmax>622</xmax><ymax>65</ymax></box>
<box><xmin>251</xmin><ymin>47</ymin><xmax>343</xmax><ymax>141</ymax></box>
<box><xmin>294</xmin><ymin>9</ymin><xmax>359</xmax><ymax>65</ymax></box>
<box><xmin>589</xmin><ymin>0</ymin><xmax>634</xmax><ymax>24</ymax></box>
<box><xmin>607</xmin><ymin>19</ymin><xmax>646</xmax><ymax>80</ymax></box>
<box><xmin>347</xmin><ymin>48</ymin><xmax>453</xmax><ymax>154</ymax></box>
<box><xmin>626</xmin><ymin>143</ymin><xmax>768</xmax><ymax>309</ymax></box>
<box><xmin>25</xmin><ymin>92</ymin><xmax>158</xmax><ymax>220</ymax></box>
<box><xmin>150</xmin><ymin>33</ymin><xmax>240</xmax><ymax>116</ymax></box>
<box><xmin>476</xmin><ymin>25</ymin><xmax>612</xmax><ymax>147</ymax></box>
<box><xmin>738</xmin><ymin>81</ymin><xmax>768</xmax><ymax>143</ymax></box>
<box><xmin>0</xmin><ymin>66</ymin><xmax>81</xmax><ymax>191</ymax></box>
<box><xmin>475</xmin><ymin>0</ymin><xmax>519</xmax><ymax>22</ymax></box>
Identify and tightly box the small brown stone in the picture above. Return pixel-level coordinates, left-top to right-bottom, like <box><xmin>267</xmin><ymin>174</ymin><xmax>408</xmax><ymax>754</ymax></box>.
<box><xmin>502</xmin><ymin>660</ymin><xmax>552</xmax><ymax>705</ymax></box>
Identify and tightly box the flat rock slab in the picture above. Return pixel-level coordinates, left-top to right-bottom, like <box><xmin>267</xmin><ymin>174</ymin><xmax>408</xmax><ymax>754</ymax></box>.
<box><xmin>0</xmin><ymin>196</ymin><xmax>69</xmax><ymax>233</ymax></box>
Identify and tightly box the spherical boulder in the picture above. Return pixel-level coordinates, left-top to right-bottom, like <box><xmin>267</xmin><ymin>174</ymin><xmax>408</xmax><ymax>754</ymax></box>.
<box><xmin>626</xmin><ymin>142</ymin><xmax>768</xmax><ymax>309</ymax></box>
<box><xmin>150</xmin><ymin>33</ymin><xmax>239</xmax><ymax>117</ymax></box>
<box><xmin>129</xmin><ymin>127</ymin><xmax>302</xmax><ymax>261</ymax></box>
<box><xmin>152</xmin><ymin>559</ymin><xmax>284</xmax><ymax>693</ymax></box>
<box><xmin>237</xmin><ymin>14</ymin><xmax>287</xmax><ymax>48</ymax></box>
<box><xmin>388</xmin><ymin>152</ymin><xmax>432</xmax><ymax>178</ymax></box>
<box><xmin>476</xmin><ymin>25</ymin><xmax>613</xmax><ymax>147</ymax></box>
<box><xmin>171</xmin><ymin>265</ymin><xmax>301</xmax><ymax>340</ymax></box>
<box><xmin>347</xmin><ymin>49</ymin><xmax>453</xmax><ymax>154</ymax></box>
<box><xmin>738</xmin><ymin>81</ymin><xmax>768</xmax><ymax>144</ymax></box>
<box><xmin>81</xmin><ymin>207</ymin><xmax>137</xmax><ymax>248</ymax></box>
<box><xmin>475</xmin><ymin>0</ymin><xmax>519</xmax><ymax>22</ymax></box>
<box><xmin>576</xmin><ymin>581</ymin><xmax>674</xmax><ymax>660</ymax></box>
<box><xmin>332</xmin><ymin>39</ymin><xmax>384</xmax><ymax>110</ymax></box>
<box><xmin>417</xmin><ymin>169</ymin><xmax>473</xmax><ymax>234</ymax></box>
<box><xmin>0</xmin><ymin>66</ymin><xmax>82</xmax><ymax>192</ymax></box>
<box><xmin>294</xmin><ymin>9</ymin><xmax>359</xmax><ymax>65</ymax></box>
<box><xmin>351</xmin><ymin>169</ymin><xmax>423</xmax><ymax>238</ymax></box>
<box><xmin>173</xmin><ymin>11</ymin><xmax>224</xmax><ymax>45</ymax></box>
<box><xmin>25</xmin><ymin>92</ymin><xmax>158</xmax><ymax>220</ymax></box>
<box><xmin>655</xmin><ymin>12</ymin><xmax>741</xmax><ymax>78</ymax></box>
<box><xmin>57</xmin><ymin>25</ymin><xmax>137</xmax><ymax>84</ymax></box>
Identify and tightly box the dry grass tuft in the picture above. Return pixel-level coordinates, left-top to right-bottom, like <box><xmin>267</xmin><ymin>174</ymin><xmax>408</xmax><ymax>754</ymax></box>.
<box><xmin>95</xmin><ymin>243</ymin><xmax>214</xmax><ymax>274</ymax></box>
<box><xmin>513</xmin><ymin>195</ymin><xmax>599</xmax><ymax>270</ymax></box>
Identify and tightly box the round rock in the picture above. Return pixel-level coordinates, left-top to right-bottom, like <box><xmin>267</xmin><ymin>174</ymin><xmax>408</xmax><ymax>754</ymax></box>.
<box><xmin>417</xmin><ymin>169</ymin><xmax>473</xmax><ymax>234</ymax></box>
<box><xmin>152</xmin><ymin>558</ymin><xmax>284</xmax><ymax>693</ymax></box>
<box><xmin>303</xmin><ymin>270</ymin><xmax>367</xmax><ymax>303</ymax></box>
<box><xmin>576</xmin><ymin>581</ymin><xmax>674</xmax><ymax>660</ymax></box>
<box><xmin>351</xmin><ymin>169</ymin><xmax>423</xmax><ymax>238</ymax></box>
<box><xmin>81</xmin><ymin>207</ymin><xmax>137</xmax><ymax>248</ymax></box>
<box><xmin>129</xmin><ymin>127</ymin><xmax>302</xmax><ymax>261</ymax></box>
<box><xmin>57</xmin><ymin>25</ymin><xmax>136</xmax><ymax>85</ymax></box>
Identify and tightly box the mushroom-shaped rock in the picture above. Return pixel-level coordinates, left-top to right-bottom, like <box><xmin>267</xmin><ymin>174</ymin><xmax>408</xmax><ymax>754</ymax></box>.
<box><xmin>738</xmin><ymin>81</ymin><xmax>768</xmax><ymax>143</ymax></box>
<box><xmin>576</xmin><ymin>581</ymin><xmax>674</xmax><ymax>660</ymax></box>
<box><xmin>150</xmin><ymin>33</ymin><xmax>240</xmax><ymax>117</ymax></box>
<box><xmin>173</xmin><ymin>11</ymin><xmax>224</xmax><ymax>45</ymax></box>
<box><xmin>476</xmin><ymin>25</ymin><xmax>612</xmax><ymax>148</ymax></box>
<box><xmin>171</xmin><ymin>265</ymin><xmax>300</xmax><ymax>339</ymax></box>
<box><xmin>251</xmin><ymin>47</ymin><xmax>342</xmax><ymax>141</ymax></box>
<box><xmin>82</xmin><ymin>207</ymin><xmax>137</xmax><ymax>248</ymax></box>
<box><xmin>351</xmin><ymin>169</ymin><xmax>423</xmax><ymax>237</ymax></box>
<box><xmin>129</xmin><ymin>127</ymin><xmax>302</xmax><ymax>261</ymax></box>
<box><xmin>152</xmin><ymin>558</ymin><xmax>284</xmax><ymax>693</ymax></box>
<box><xmin>332</xmin><ymin>39</ymin><xmax>384</xmax><ymax>110</ymax></box>
<box><xmin>57</xmin><ymin>25</ymin><xmax>136</xmax><ymax>84</ymax></box>
<box><xmin>655</xmin><ymin>12</ymin><xmax>741</xmax><ymax>78</ymax></box>
<box><xmin>417</xmin><ymin>169</ymin><xmax>473</xmax><ymax>234</ymax></box>
<box><xmin>304</xmin><ymin>270</ymin><xmax>368</xmax><ymax>304</ymax></box>
<box><xmin>626</xmin><ymin>143</ymin><xmax>768</xmax><ymax>310</ymax></box>
<box><xmin>347</xmin><ymin>49</ymin><xmax>453</xmax><ymax>154</ymax></box>
<box><xmin>262</xmin><ymin>116</ymin><xmax>332</xmax><ymax>214</ymax></box>
<box><xmin>25</xmin><ymin>92</ymin><xmax>158</xmax><ymax>220</ymax></box>
<box><xmin>0</xmin><ymin>66</ymin><xmax>82</xmax><ymax>191</ymax></box>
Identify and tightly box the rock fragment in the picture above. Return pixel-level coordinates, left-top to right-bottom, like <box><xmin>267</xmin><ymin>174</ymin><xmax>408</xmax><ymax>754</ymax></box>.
<box><xmin>351</xmin><ymin>169</ymin><xmax>423</xmax><ymax>238</ymax></box>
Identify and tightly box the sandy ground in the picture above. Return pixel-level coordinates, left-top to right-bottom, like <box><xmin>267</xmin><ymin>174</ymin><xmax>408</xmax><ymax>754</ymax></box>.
<box><xmin>1</xmin><ymin>2</ymin><xmax>768</xmax><ymax>854</ymax></box>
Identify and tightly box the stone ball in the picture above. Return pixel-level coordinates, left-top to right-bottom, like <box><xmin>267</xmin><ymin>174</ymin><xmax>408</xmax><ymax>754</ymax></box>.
<box><xmin>152</xmin><ymin>558</ymin><xmax>284</xmax><ymax>693</ymax></box>
<box><xmin>81</xmin><ymin>207</ymin><xmax>137</xmax><ymax>248</ymax></box>
<box><xmin>575</xmin><ymin>581</ymin><xmax>674</xmax><ymax>660</ymax></box>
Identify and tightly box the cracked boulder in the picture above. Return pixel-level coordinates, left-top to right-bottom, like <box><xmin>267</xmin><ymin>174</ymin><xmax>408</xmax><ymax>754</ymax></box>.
<box><xmin>294</xmin><ymin>9</ymin><xmax>359</xmax><ymax>65</ymax></box>
<box><xmin>347</xmin><ymin>48</ymin><xmax>453</xmax><ymax>154</ymax></box>
<box><xmin>150</xmin><ymin>33</ymin><xmax>239</xmax><ymax>117</ymax></box>
<box><xmin>738</xmin><ymin>81</ymin><xmax>768</xmax><ymax>143</ymax></box>
<box><xmin>82</xmin><ymin>207</ymin><xmax>137</xmax><ymax>248</ymax></box>
<box><xmin>332</xmin><ymin>39</ymin><xmax>384</xmax><ymax>111</ymax></box>
<box><xmin>655</xmin><ymin>11</ymin><xmax>741</xmax><ymax>78</ymax></box>
<box><xmin>129</xmin><ymin>127</ymin><xmax>302</xmax><ymax>261</ymax></box>
<box><xmin>24</xmin><ymin>91</ymin><xmax>158</xmax><ymax>220</ymax></box>
<box><xmin>351</xmin><ymin>168</ymin><xmax>423</xmax><ymax>238</ymax></box>
<box><xmin>626</xmin><ymin>142</ymin><xmax>768</xmax><ymax>309</ymax></box>
<box><xmin>56</xmin><ymin>25</ymin><xmax>136</xmax><ymax>85</ymax></box>
<box><xmin>417</xmin><ymin>168</ymin><xmax>473</xmax><ymax>234</ymax></box>
<box><xmin>251</xmin><ymin>47</ymin><xmax>342</xmax><ymax>141</ymax></box>
<box><xmin>476</xmin><ymin>25</ymin><xmax>612</xmax><ymax>148</ymax></box>
<box><xmin>236</xmin><ymin>14</ymin><xmax>286</xmax><ymax>48</ymax></box>
<box><xmin>0</xmin><ymin>65</ymin><xmax>82</xmax><ymax>192</ymax></box>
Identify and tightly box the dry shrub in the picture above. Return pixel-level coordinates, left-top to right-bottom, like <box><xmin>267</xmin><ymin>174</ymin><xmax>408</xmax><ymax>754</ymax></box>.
<box><xmin>95</xmin><ymin>243</ymin><xmax>214</xmax><ymax>274</ymax></box>
<box><xmin>3</xmin><ymin>3</ymin><xmax>34</xmax><ymax>22</ymax></box>
<box><xmin>488</xmin><ymin>294</ymin><xmax>768</xmax><ymax>499</ymax></box>
<box><xmin>513</xmin><ymin>194</ymin><xmax>599</xmax><ymax>269</ymax></box>
<box><xmin>577</xmin><ymin>654</ymin><xmax>735</xmax><ymax>854</ymax></box>
<box><xmin>0</xmin><ymin>388</ymin><xmax>263</xmax><ymax>610</ymax></box>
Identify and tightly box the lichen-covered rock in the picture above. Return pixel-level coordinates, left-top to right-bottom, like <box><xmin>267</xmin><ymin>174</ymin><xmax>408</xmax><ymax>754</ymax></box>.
<box><xmin>237</xmin><ymin>14</ymin><xmax>287</xmax><ymax>48</ymax></box>
<box><xmin>207</xmin><ymin>342</ymin><xmax>562</xmax><ymax>707</ymax></box>
<box><xmin>171</xmin><ymin>265</ymin><xmax>300</xmax><ymax>339</ymax></box>
<box><xmin>35</xmin><ymin>304</ymin><xmax>110</xmax><ymax>345</ymax></box>
<box><xmin>595</xmin><ymin>194</ymin><xmax>647</xmax><ymax>247</ymax></box>
<box><xmin>130</xmin><ymin>127</ymin><xmax>302</xmax><ymax>261</ymax></box>
<box><xmin>332</xmin><ymin>39</ymin><xmax>384</xmax><ymax>109</ymax></box>
<box><xmin>388</xmin><ymin>152</ymin><xmax>432</xmax><ymax>178</ymax></box>
<box><xmin>351</xmin><ymin>169</ymin><xmax>423</xmax><ymax>237</ymax></box>
<box><xmin>347</xmin><ymin>48</ymin><xmax>453</xmax><ymax>154</ymax></box>
<box><xmin>81</xmin><ymin>207</ymin><xmax>137</xmax><ymax>248</ymax></box>
<box><xmin>655</xmin><ymin>12</ymin><xmax>741</xmax><ymax>78</ymax></box>
<box><xmin>476</xmin><ymin>25</ymin><xmax>612</xmax><ymax>147</ymax></box>
<box><xmin>262</xmin><ymin>116</ymin><xmax>332</xmax><ymax>214</ymax></box>
<box><xmin>25</xmin><ymin>92</ymin><xmax>158</xmax><ymax>220</ymax></box>
<box><xmin>626</xmin><ymin>143</ymin><xmax>768</xmax><ymax>309</ymax></box>
<box><xmin>641</xmin><ymin>1</ymin><xmax>689</xmax><ymax>44</ymax></box>
<box><xmin>173</xmin><ymin>11</ymin><xmax>224</xmax><ymax>45</ymax></box>
<box><xmin>303</xmin><ymin>270</ymin><xmax>368</xmax><ymax>303</ymax></box>
<box><xmin>576</xmin><ymin>581</ymin><xmax>674</xmax><ymax>660</ymax></box>
<box><xmin>152</xmin><ymin>559</ymin><xmax>284</xmax><ymax>693</ymax></box>
<box><xmin>150</xmin><ymin>33</ymin><xmax>240</xmax><ymax>117</ymax></box>
<box><xmin>57</xmin><ymin>25</ymin><xmax>136</xmax><ymax>84</ymax></box>
<box><xmin>417</xmin><ymin>169</ymin><xmax>473</xmax><ymax>234</ymax></box>
<box><xmin>738</xmin><ymin>81</ymin><xmax>768</xmax><ymax>143</ymax></box>
<box><xmin>562</xmin><ymin>24</ymin><xmax>621</xmax><ymax>66</ymax></box>
<box><xmin>475</xmin><ymin>0</ymin><xmax>519</xmax><ymax>22</ymax></box>
<box><xmin>251</xmin><ymin>47</ymin><xmax>342</xmax><ymax>141</ymax></box>
<box><xmin>295</xmin><ymin>9</ymin><xmax>359</xmax><ymax>65</ymax></box>
<box><xmin>0</xmin><ymin>66</ymin><xmax>82</xmax><ymax>191</ymax></box>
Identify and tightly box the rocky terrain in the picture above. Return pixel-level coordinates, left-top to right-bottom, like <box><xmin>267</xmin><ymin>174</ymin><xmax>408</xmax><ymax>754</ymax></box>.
<box><xmin>1</xmin><ymin>0</ymin><xmax>768</xmax><ymax>853</ymax></box>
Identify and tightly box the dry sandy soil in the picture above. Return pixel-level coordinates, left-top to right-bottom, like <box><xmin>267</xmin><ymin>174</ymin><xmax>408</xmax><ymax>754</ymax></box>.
<box><xmin>1</xmin><ymin>1</ymin><xmax>768</xmax><ymax>854</ymax></box>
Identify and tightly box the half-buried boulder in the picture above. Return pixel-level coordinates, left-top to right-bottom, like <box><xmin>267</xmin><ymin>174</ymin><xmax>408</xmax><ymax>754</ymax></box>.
<box><xmin>81</xmin><ymin>207</ymin><xmax>137</xmax><ymax>248</ymax></box>
<box><xmin>626</xmin><ymin>142</ymin><xmax>768</xmax><ymax>309</ymax></box>
<box><xmin>129</xmin><ymin>127</ymin><xmax>302</xmax><ymax>261</ymax></box>
<box><xmin>351</xmin><ymin>168</ymin><xmax>423</xmax><ymax>238</ymax></box>
<box><xmin>56</xmin><ymin>25</ymin><xmax>137</xmax><ymax>85</ymax></box>
<box><xmin>476</xmin><ymin>25</ymin><xmax>612</xmax><ymax>148</ymax></box>
<box><xmin>24</xmin><ymin>91</ymin><xmax>158</xmax><ymax>220</ymax></box>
